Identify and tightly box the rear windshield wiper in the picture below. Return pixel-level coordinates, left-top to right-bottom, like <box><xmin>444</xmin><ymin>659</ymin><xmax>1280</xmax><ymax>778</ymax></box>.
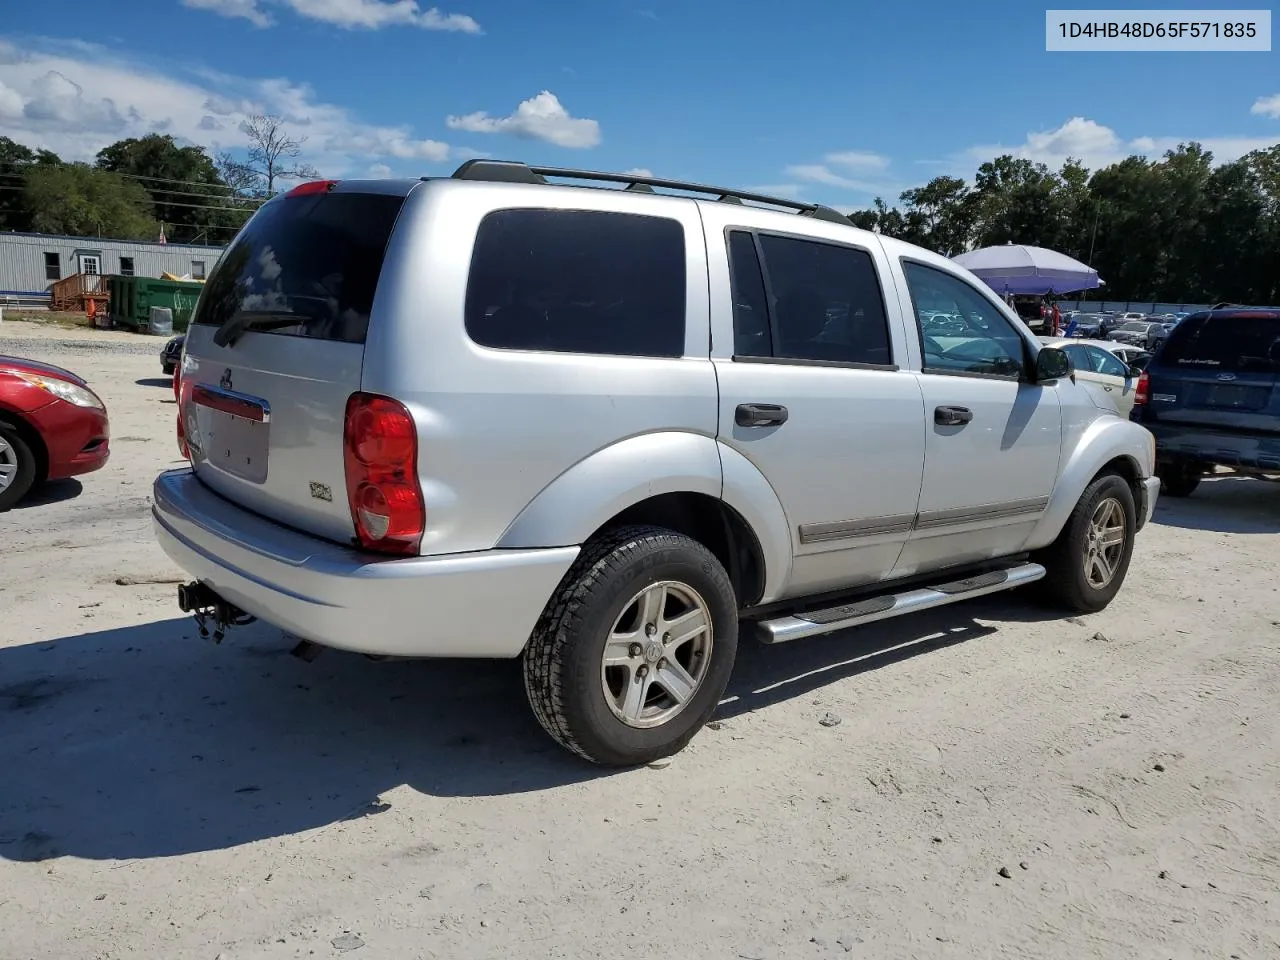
<box><xmin>213</xmin><ymin>312</ymin><xmax>307</xmax><ymax>348</ymax></box>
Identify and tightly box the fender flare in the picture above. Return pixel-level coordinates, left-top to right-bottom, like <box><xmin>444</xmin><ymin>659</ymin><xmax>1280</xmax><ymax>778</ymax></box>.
<box><xmin>1026</xmin><ymin>417</ymin><xmax>1155</xmax><ymax>550</ymax></box>
<box><xmin>495</xmin><ymin>432</ymin><xmax>794</xmax><ymax>605</ymax></box>
<box><xmin>497</xmin><ymin>431</ymin><xmax>723</xmax><ymax>549</ymax></box>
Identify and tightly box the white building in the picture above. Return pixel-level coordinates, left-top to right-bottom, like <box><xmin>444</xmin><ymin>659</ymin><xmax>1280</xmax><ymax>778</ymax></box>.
<box><xmin>0</xmin><ymin>231</ymin><xmax>225</xmax><ymax>304</ymax></box>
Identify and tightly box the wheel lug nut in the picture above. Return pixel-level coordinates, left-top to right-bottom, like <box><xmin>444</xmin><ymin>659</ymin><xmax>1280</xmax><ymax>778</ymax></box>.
<box><xmin>658</xmin><ymin>658</ymin><xmax>667</xmax><ymax>669</ymax></box>
<box><xmin>662</xmin><ymin>633</ymin><xmax>670</xmax><ymax>643</ymax></box>
<box><xmin>637</xmin><ymin>665</ymin><xmax>648</xmax><ymax>679</ymax></box>
<box><xmin>645</xmin><ymin>623</ymin><xmax>657</xmax><ymax>637</ymax></box>
<box><xmin>629</xmin><ymin>643</ymin><xmax>642</xmax><ymax>657</ymax></box>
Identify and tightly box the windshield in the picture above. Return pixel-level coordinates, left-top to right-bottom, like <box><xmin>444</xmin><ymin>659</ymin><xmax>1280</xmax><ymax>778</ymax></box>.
<box><xmin>191</xmin><ymin>191</ymin><xmax>405</xmax><ymax>345</ymax></box>
<box><xmin>1160</xmin><ymin>314</ymin><xmax>1280</xmax><ymax>372</ymax></box>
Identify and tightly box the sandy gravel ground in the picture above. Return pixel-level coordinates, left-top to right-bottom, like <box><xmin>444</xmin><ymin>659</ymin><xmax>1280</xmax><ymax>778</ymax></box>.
<box><xmin>2</xmin><ymin>320</ymin><xmax>1278</xmax><ymax>960</ymax></box>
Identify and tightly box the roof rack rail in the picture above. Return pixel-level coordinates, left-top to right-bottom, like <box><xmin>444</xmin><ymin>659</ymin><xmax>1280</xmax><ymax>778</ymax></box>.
<box><xmin>449</xmin><ymin>159</ymin><xmax>853</xmax><ymax>226</ymax></box>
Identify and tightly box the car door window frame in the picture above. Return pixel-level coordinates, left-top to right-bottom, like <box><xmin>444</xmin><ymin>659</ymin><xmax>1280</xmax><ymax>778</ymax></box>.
<box><xmin>725</xmin><ymin>226</ymin><xmax>898</xmax><ymax>372</ymax></box>
<box><xmin>899</xmin><ymin>256</ymin><xmax>1034</xmax><ymax>382</ymax></box>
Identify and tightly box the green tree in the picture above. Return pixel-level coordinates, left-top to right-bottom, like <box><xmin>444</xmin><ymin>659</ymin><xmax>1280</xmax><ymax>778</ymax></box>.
<box><xmin>0</xmin><ymin>137</ymin><xmax>62</xmax><ymax>231</ymax></box>
<box><xmin>95</xmin><ymin>134</ymin><xmax>247</xmax><ymax>244</ymax></box>
<box><xmin>23</xmin><ymin>163</ymin><xmax>159</xmax><ymax>240</ymax></box>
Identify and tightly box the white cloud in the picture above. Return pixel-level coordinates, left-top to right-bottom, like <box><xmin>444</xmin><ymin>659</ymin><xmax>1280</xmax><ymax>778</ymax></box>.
<box><xmin>824</xmin><ymin>150</ymin><xmax>889</xmax><ymax>173</ymax></box>
<box><xmin>0</xmin><ymin>37</ymin><xmax>460</xmax><ymax>176</ymax></box>
<box><xmin>1251</xmin><ymin>93</ymin><xmax>1280</xmax><ymax>119</ymax></box>
<box><xmin>622</xmin><ymin>167</ymin><xmax>653</xmax><ymax>178</ymax></box>
<box><xmin>781</xmin><ymin>150</ymin><xmax>898</xmax><ymax>198</ymax></box>
<box><xmin>182</xmin><ymin>0</ymin><xmax>273</xmax><ymax>28</ymax></box>
<box><xmin>367</xmin><ymin>162</ymin><xmax>392</xmax><ymax>177</ymax></box>
<box><xmin>182</xmin><ymin>0</ymin><xmax>482</xmax><ymax>33</ymax></box>
<box><xmin>446</xmin><ymin>91</ymin><xmax>601</xmax><ymax>148</ymax></box>
<box><xmin>960</xmin><ymin>115</ymin><xmax>1278</xmax><ymax>173</ymax></box>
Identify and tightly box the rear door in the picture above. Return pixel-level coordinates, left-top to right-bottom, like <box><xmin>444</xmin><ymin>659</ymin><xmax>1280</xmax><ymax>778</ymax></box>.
<box><xmin>179</xmin><ymin>182</ymin><xmax>410</xmax><ymax>544</ymax></box>
<box><xmin>704</xmin><ymin>209</ymin><xmax>926</xmax><ymax>598</ymax></box>
<box><xmin>1145</xmin><ymin>312</ymin><xmax>1280</xmax><ymax>435</ymax></box>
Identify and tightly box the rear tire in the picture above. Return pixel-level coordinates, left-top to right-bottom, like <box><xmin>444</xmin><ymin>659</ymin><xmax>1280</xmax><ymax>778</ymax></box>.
<box><xmin>522</xmin><ymin>524</ymin><xmax>738</xmax><ymax>767</ymax></box>
<box><xmin>1033</xmin><ymin>473</ymin><xmax>1136</xmax><ymax>614</ymax></box>
<box><xmin>1157</xmin><ymin>458</ymin><xmax>1202</xmax><ymax>498</ymax></box>
<box><xmin>0</xmin><ymin>421</ymin><xmax>37</xmax><ymax>511</ymax></box>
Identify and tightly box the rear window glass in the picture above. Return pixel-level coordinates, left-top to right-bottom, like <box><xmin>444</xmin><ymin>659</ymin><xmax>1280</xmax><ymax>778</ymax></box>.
<box><xmin>465</xmin><ymin>209</ymin><xmax>686</xmax><ymax>358</ymax></box>
<box><xmin>1160</xmin><ymin>314</ymin><xmax>1280</xmax><ymax>372</ymax></box>
<box><xmin>191</xmin><ymin>192</ymin><xmax>405</xmax><ymax>344</ymax></box>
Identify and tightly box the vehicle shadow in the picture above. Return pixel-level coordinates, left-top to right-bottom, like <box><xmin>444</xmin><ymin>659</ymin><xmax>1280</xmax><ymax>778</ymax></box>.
<box><xmin>1151</xmin><ymin>474</ymin><xmax>1280</xmax><ymax>534</ymax></box>
<box><xmin>135</xmin><ymin>377</ymin><xmax>174</xmax><ymax>388</ymax></box>
<box><xmin>0</xmin><ymin>595</ymin><xmax>1039</xmax><ymax>863</ymax></box>
<box><xmin>10</xmin><ymin>478</ymin><xmax>83</xmax><ymax>510</ymax></box>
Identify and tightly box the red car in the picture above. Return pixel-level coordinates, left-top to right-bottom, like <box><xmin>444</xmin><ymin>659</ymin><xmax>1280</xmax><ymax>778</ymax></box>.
<box><xmin>0</xmin><ymin>355</ymin><xmax>111</xmax><ymax>510</ymax></box>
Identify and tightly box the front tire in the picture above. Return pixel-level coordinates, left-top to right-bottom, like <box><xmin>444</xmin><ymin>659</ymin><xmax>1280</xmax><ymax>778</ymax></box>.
<box><xmin>522</xmin><ymin>524</ymin><xmax>738</xmax><ymax>767</ymax></box>
<box><xmin>1034</xmin><ymin>473</ymin><xmax>1137</xmax><ymax>614</ymax></box>
<box><xmin>0</xmin><ymin>422</ymin><xmax>37</xmax><ymax>511</ymax></box>
<box><xmin>1157</xmin><ymin>458</ymin><xmax>1202</xmax><ymax>498</ymax></box>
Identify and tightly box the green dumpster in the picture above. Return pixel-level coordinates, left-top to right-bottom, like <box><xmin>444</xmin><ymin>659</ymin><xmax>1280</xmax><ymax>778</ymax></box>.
<box><xmin>110</xmin><ymin>277</ymin><xmax>204</xmax><ymax>333</ymax></box>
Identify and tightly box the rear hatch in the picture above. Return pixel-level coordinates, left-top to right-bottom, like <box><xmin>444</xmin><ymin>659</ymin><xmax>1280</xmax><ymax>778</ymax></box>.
<box><xmin>179</xmin><ymin>182</ymin><xmax>410</xmax><ymax>544</ymax></box>
<box><xmin>1144</xmin><ymin>311</ymin><xmax>1280</xmax><ymax>434</ymax></box>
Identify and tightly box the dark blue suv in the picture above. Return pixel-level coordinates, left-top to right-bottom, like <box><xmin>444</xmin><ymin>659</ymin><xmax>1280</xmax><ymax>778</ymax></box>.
<box><xmin>1131</xmin><ymin>307</ymin><xmax>1280</xmax><ymax>496</ymax></box>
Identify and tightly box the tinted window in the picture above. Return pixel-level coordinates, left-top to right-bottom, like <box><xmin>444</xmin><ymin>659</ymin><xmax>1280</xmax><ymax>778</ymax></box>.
<box><xmin>119</xmin><ymin>256</ymin><xmax>134</xmax><ymax>277</ymax></box>
<box><xmin>1063</xmin><ymin>344</ymin><xmax>1091</xmax><ymax>371</ymax></box>
<box><xmin>728</xmin><ymin>231</ymin><xmax>892</xmax><ymax>366</ymax></box>
<box><xmin>43</xmin><ymin>252</ymin><xmax>60</xmax><ymax>281</ymax></box>
<box><xmin>727</xmin><ymin>231</ymin><xmax>770</xmax><ymax>356</ymax></box>
<box><xmin>1091</xmin><ymin>348</ymin><xmax>1130</xmax><ymax>378</ymax></box>
<box><xmin>465</xmin><ymin>209</ymin><xmax>686</xmax><ymax>358</ymax></box>
<box><xmin>191</xmin><ymin>192</ymin><xmax>405</xmax><ymax>344</ymax></box>
<box><xmin>1161</xmin><ymin>313</ymin><xmax>1280</xmax><ymax>372</ymax></box>
<box><xmin>902</xmin><ymin>261</ymin><xmax>1026</xmax><ymax>378</ymax></box>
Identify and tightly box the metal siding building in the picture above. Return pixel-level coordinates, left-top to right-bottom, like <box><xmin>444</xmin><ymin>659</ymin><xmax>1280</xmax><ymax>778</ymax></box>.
<box><xmin>0</xmin><ymin>232</ymin><xmax>225</xmax><ymax>299</ymax></box>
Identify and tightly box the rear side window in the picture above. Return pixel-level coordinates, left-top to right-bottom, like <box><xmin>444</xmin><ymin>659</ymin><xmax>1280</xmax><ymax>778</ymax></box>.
<box><xmin>465</xmin><ymin>209</ymin><xmax>686</xmax><ymax>358</ymax></box>
<box><xmin>1161</xmin><ymin>314</ymin><xmax>1280</xmax><ymax>372</ymax></box>
<box><xmin>727</xmin><ymin>229</ymin><xmax>893</xmax><ymax>366</ymax></box>
<box><xmin>191</xmin><ymin>192</ymin><xmax>405</xmax><ymax>344</ymax></box>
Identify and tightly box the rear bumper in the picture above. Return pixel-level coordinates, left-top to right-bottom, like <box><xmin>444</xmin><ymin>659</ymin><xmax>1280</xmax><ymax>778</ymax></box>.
<box><xmin>152</xmin><ymin>469</ymin><xmax>578</xmax><ymax>658</ymax></box>
<box><xmin>1144</xmin><ymin>422</ymin><xmax>1280</xmax><ymax>472</ymax></box>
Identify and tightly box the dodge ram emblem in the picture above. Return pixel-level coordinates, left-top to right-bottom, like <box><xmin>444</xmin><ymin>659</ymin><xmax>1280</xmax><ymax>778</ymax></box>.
<box><xmin>219</xmin><ymin>368</ymin><xmax>233</xmax><ymax>390</ymax></box>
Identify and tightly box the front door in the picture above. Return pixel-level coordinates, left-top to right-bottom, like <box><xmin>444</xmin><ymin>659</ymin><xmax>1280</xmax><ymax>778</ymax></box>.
<box><xmin>707</xmin><ymin>218</ymin><xmax>926</xmax><ymax>600</ymax></box>
<box><xmin>893</xmin><ymin>259</ymin><xmax>1063</xmax><ymax>576</ymax></box>
<box><xmin>78</xmin><ymin>255</ymin><xmax>100</xmax><ymax>276</ymax></box>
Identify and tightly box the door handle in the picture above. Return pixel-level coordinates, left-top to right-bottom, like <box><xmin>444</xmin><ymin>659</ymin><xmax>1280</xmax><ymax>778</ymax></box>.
<box><xmin>736</xmin><ymin>403</ymin><xmax>789</xmax><ymax>427</ymax></box>
<box><xmin>1104</xmin><ymin>385</ymin><xmax>1114</xmax><ymax>391</ymax></box>
<box><xmin>934</xmin><ymin>405</ymin><xmax>973</xmax><ymax>426</ymax></box>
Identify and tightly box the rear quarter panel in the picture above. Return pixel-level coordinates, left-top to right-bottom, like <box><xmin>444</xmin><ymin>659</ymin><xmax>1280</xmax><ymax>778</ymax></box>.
<box><xmin>361</xmin><ymin>180</ymin><xmax>720</xmax><ymax>556</ymax></box>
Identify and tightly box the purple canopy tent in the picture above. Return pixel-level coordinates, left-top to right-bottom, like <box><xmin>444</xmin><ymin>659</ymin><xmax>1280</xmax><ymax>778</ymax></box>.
<box><xmin>952</xmin><ymin>243</ymin><xmax>1103</xmax><ymax>296</ymax></box>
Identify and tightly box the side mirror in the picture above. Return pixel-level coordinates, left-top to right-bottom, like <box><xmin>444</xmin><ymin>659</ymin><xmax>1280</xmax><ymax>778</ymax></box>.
<box><xmin>1034</xmin><ymin>346</ymin><xmax>1071</xmax><ymax>382</ymax></box>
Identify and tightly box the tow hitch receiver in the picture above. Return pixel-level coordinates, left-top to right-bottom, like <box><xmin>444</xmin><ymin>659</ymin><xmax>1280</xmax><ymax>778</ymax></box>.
<box><xmin>177</xmin><ymin>581</ymin><xmax>255</xmax><ymax>643</ymax></box>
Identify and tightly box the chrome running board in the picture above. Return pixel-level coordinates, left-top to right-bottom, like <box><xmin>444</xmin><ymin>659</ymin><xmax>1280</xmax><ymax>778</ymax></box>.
<box><xmin>754</xmin><ymin>562</ymin><xmax>1046</xmax><ymax>644</ymax></box>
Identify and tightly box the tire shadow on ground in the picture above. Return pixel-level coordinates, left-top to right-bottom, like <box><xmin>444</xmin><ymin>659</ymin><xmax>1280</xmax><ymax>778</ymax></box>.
<box><xmin>0</xmin><ymin>593</ymin><xmax>1049</xmax><ymax>862</ymax></box>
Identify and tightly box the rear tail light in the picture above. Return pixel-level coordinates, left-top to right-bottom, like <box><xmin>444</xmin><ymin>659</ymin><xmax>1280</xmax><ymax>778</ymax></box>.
<box><xmin>1134</xmin><ymin>372</ymin><xmax>1150</xmax><ymax>406</ymax></box>
<box><xmin>286</xmin><ymin>179</ymin><xmax>339</xmax><ymax>198</ymax></box>
<box><xmin>343</xmin><ymin>393</ymin><xmax>424</xmax><ymax>556</ymax></box>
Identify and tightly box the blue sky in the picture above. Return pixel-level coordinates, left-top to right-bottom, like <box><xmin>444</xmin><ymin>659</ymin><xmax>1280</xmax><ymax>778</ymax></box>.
<box><xmin>1</xmin><ymin>0</ymin><xmax>1278</xmax><ymax>211</ymax></box>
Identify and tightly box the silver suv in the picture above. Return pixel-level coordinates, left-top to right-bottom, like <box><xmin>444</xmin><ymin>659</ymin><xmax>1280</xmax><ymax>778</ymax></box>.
<box><xmin>154</xmin><ymin>161</ymin><xmax>1161</xmax><ymax>766</ymax></box>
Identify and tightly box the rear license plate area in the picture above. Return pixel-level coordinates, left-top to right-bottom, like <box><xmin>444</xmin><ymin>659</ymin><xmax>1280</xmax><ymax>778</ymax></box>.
<box><xmin>191</xmin><ymin>389</ymin><xmax>270</xmax><ymax>484</ymax></box>
<box><xmin>1206</xmin><ymin>385</ymin><xmax>1266</xmax><ymax>409</ymax></box>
